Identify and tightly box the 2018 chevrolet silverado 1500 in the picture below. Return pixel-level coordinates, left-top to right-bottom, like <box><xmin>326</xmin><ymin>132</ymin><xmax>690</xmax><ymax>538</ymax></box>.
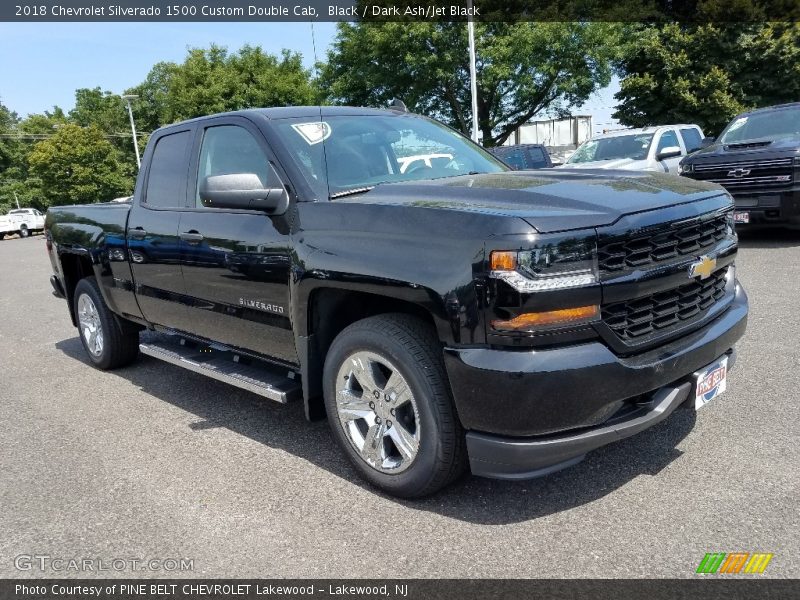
<box><xmin>45</xmin><ymin>107</ymin><xmax>748</xmax><ymax>497</ymax></box>
<box><xmin>680</xmin><ymin>102</ymin><xmax>800</xmax><ymax>227</ymax></box>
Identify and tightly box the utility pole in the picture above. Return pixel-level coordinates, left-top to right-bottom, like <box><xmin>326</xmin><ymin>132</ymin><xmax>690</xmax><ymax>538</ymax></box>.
<box><xmin>467</xmin><ymin>0</ymin><xmax>479</xmax><ymax>143</ymax></box>
<box><xmin>13</xmin><ymin>191</ymin><xmax>20</xmax><ymax>209</ymax></box>
<box><xmin>121</xmin><ymin>94</ymin><xmax>141</xmax><ymax>168</ymax></box>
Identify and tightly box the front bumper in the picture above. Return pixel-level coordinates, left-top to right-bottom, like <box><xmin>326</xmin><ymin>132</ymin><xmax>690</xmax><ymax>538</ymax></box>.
<box><xmin>443</xmin><ymin>281</ymin><xmax>748</xmax><ymax>479</ymax></box>
<box><xmin>731</xmin><ymin>188</ymin><xmax>800</xmax><ymax>226</ymax></box>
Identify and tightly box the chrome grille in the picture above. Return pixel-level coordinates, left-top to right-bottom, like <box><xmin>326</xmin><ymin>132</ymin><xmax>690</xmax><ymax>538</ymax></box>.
<box><xmin>602</xmin><ymin>268</ymin><xmax>728</xmax><ymax>342</ymax></box>
<box><xmin>598</xmin><ymin>213</ymin><xmax>729</xmax><ymax>274</ymax></box>
<box><xmin>689</xmin><ymin>157</ymin><xmax>793</xmax><ymax>187</ymax></box>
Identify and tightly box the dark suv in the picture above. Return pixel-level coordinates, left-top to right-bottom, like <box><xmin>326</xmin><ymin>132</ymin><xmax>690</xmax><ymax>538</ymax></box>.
<box><xmin>679</xmin><ymin>102</ymin><xmax>800</xmax><ymax>227</ymax></box>
<box><xmin>487</xmin><ymin>144</ymin><xmax>553</xmax><ymax>169</ymax></box>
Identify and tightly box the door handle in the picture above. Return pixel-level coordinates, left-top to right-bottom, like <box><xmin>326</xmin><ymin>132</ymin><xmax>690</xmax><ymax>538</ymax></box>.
<box><xmin>180</xmin><ymin>231</ymin><xmax>204</xmax><ymax>243</ymax></box>
<box><xmin>129</xmin><ymin>227</ymin><xmax>147</xmax><ymax>240</ymax></box>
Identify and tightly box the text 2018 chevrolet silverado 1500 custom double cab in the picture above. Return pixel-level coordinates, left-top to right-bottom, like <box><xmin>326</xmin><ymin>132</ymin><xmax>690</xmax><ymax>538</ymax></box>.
<box><xmin>45</xmin><ymin>107</ymin><xmax>748</xmax><ymax>497</ymax></box>
<box><xmin>680</xmin><ymin>102</ymin><xmax>800</xmax><ymax>227</ymax></box>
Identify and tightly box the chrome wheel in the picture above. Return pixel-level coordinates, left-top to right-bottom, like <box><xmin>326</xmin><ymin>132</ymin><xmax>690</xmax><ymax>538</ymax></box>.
<box><xmin>335</xmin><ymin>350</ymin><xmax>420</xmax><ymax>474</ymax></box>
<box><xmin>77</xmin><ymin>293</ymin><xmax>103</xmax><ymax>357</ymax></box>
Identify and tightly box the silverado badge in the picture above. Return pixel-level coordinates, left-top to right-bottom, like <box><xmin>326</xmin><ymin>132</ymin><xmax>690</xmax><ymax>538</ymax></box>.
<box><xmin>689</xmin><ymin>255</ymin><xmax>717</xmax><ymax>280</ymax></box>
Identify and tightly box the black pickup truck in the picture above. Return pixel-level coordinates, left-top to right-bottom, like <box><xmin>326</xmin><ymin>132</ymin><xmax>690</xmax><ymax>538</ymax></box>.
<box><xmin>679</xmin><ymin>102</ymin><xmax>800</xmax><ymax>227</ymax></box>
<box><xmin>45</xmin><ymin>107</ymin><xmax>748</xmax><ymax>497</ymax></box>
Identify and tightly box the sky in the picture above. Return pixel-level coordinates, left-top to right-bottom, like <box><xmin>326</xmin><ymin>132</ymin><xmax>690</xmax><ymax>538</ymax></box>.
<box><xmin>0</xmin><ymin>22</ymin><xmax>619</xmax><ymax>131</ymax></box>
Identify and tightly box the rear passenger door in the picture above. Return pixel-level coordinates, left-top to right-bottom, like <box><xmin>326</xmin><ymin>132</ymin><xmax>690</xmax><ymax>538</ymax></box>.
<box><xmin>178</xmin><ymin>117</ymin><xmax>297</xmax><ymax>365</ymax></box>
<box><xmin>127</xmin><ymin>127</ymin><xmax>193</xmax><ymax>330</ymax></box>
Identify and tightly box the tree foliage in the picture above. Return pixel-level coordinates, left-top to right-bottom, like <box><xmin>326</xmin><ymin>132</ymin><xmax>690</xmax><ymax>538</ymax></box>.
<box><xmin>0</xmin><ymin>44</ymin><xmax>317</xmax><ymax>211</ymax></box>
<box><xmin>615</xmin><ymin>23</ymin><xmax>800</xmax><ymax>135</ymax></box>
<box><xmin>27</xmin><ymin>124</ymin><xmax>132</xmax><ymax>207</ymax></box>
<box><xmin>129</xmin><ymin>45</ymin><xmax>318</xmax><ymax>132</ymax></box>
<box><xmin>320</xmin><ymin>22</ymin><xmax>624</xmax><ymax>146</ymax></box>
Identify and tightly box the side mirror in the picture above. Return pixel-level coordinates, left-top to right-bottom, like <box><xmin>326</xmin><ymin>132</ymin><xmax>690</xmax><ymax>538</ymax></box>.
<box><xmin>656</xmin><ymin>146</ymin><xmax>682</xmax><ymax>161</ymax></box>
<box><xmin>199</xmin><ymin>173</ymin><xmax>289</xmax><ymax>213</ymax></box>
<box><xmin>700</xmin><ymin>136</ymin><xmax>715</xmax><ymax>149</ymax></box>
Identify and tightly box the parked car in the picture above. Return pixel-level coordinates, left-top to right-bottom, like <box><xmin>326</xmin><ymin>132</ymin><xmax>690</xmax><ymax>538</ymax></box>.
<box><xmin>487</xmin><ymin>144</ymin><xmax>553</xmax><ymax>169</ymax></box>
<box><xmin>679</xmin><ymin>102</ymin><xmax>800</xmax><ymax>227</ymax></box>
<box><xmin>561</xmin><ymin>125</ymin><xmax>705</xmax><ymax>173</ymax></box>
<box><xmin>0</xmin><ymin>207</ymin><xmax>45</xmax><ymax>239</ymax></box>
<box><xmin>397</xmin><ymin>153</ymin><xmax>454</xmax><ymax>174</ymax></box>
<box><xmin>45</xmin><ymin>107</ymin><xmax>747</xmax><ymax>498</ymax></box>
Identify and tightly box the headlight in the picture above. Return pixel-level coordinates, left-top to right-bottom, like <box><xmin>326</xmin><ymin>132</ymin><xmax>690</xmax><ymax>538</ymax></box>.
<box><xmin>489</xmin><ymin>235</ymin><xmax>598</xmax><ymax>293</ymax></box>
<box><xmin>679</xmin><ymin>162</ymin><xmax>693</xmax><ymax>174</ymax></box>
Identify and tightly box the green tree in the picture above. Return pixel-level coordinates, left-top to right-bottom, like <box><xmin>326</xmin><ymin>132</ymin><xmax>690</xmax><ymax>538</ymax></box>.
<box><xmin>128</xmin><ymin>45</ymin><xmax>318</xmax><ymax>131</ymax></box>
<box><xmin>0</xmin><ymin>99</ymin><xmax>20</xmax><ymax>172</ymax></box>
<box><xmin>320</xmin><ymin>22</ymin><xmax>624</xmax><ymax>146</ymax></box>
<box><xmin>27</xmin><ymin>124</ymin><xmax>133</xmax><ymax>207</ymax></box>
<box><xmin>614</xmin><ymin>23</ymin><xmax>800</xmax><ymax>135</ymax></box>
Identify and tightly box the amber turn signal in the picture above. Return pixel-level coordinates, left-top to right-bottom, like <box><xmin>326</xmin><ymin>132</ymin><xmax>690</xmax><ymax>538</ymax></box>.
<box><xmin>490</xmin><ymin>251</ymin><xmax>517</xmax><ymax>271</ymax></box>
<box><xmin>492</xmin><ymin>305</ymin><xmax>599</xmax><ymax>331</ymax></box>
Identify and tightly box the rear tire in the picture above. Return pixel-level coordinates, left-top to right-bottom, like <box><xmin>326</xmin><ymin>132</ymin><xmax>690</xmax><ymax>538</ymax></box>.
<box><xmin>18</xmin><ymin>225</ymin><xmax>29</xmax><ymax>238</ymax></box>
<box><xmin>323</xmin><ymin>313</ymin><xmax>467</xmax><ymax>498</ymax></box>
<box><xmin>73</xmin><ymin>277</ymin><xmax>139</xmax><ymax>370</ymax></box>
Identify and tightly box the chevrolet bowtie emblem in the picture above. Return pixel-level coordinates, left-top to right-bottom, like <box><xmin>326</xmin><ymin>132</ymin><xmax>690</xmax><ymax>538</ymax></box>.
<box><xmin>689</xmin><ymin>255</ymin><xmax>717</xmax><ymax>280</ymax></box>
<box><xmin>728</xmin><ymin>168</ymin><xmax>751</xmax><ymax>178</ymax></box>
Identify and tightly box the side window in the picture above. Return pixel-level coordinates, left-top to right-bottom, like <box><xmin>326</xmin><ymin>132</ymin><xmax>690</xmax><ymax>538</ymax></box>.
<box><xmin>656</xmin><ymin>130</ymin><xmax>680</xmax><ymax>155</ymax></box>
<box><xmin>144</xmin><ymin>130</ymin><xmax>191</xmax><ymax>208</ymax></box>
<box><xmin>196</xmin><ymin>125</ymin><xmax>272</xmax><ymax>208</ymax></box>
<box><xmin>680</xmin><ymin>127</ymin><xmax>703</xmax><ymax>153</ymax></box>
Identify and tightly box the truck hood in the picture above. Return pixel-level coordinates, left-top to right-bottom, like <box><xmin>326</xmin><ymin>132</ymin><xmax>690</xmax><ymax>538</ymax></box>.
<box><xmin>687</xmin><ymin>135</ymin><xmax>800</xmax><ymax>164</ymax></box>
<box><xmin>337</xmin><ymin>170</ymin><xmax>726</xmax><ymax>233</ymax></box>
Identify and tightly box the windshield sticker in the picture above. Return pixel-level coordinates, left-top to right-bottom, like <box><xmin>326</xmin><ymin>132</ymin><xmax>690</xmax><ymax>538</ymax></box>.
<box><xmin>291</xmin><ymin>122</ymin><xmax>331</xmax><ymax>145</ymax></box>
<box><xmin>728</xmin><ymin>117</ymin><xmax>748</xmax><ymax>132</ymax></box>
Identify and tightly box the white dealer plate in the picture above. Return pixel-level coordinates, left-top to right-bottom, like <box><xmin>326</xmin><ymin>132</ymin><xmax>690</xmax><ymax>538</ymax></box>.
<box><xmin>734</xmin><ymin>212</ymin><xmax>750</xmax><ymax>224</ymax></box>
<box><xmin>694</xmin><ymin>356</ymin><xmax>728</xmax><ymax>410</ymax></box>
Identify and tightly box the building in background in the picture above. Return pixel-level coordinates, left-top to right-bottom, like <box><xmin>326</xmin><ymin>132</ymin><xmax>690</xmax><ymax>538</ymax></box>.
<box><xmin>501</xmin><ymin>115</ymin><xmax>630</xmax><ymax>164</ymax></box>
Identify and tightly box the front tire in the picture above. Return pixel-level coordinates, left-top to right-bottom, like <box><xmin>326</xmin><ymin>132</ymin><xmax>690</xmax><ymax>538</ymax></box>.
<box><xmin>323</xmin><ymin>314</ymin><xmax>467</xmax><ymax>498</ymax></box>
<box><xmin>18</xmin><ymin>225</ymin><xmax>29</xmax><ymax>238</ymax></box>
<box><xmin>73</xmin><ymin>277</ymin><xmax>139</xmax><ymax>370</ymax></box>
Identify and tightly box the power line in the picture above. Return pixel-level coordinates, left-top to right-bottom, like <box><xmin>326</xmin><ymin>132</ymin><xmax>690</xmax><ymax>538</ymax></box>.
<box><xmin>0</xmin><ymin>132</ymin><xmax>150</xmax><ymax>140</ymax></box>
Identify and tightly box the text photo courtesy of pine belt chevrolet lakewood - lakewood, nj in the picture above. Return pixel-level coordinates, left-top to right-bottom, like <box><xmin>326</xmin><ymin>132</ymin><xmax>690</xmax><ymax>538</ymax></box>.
<box><xmin>0</xmin><ymin>1</ymin><xmax>798</xmax><ymax>597</ymax></box>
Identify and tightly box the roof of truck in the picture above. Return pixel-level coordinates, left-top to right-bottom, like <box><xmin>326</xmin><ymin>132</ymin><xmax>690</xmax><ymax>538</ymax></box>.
<box><xmin>156</xmin><ymin>106</ymin><xmax>407</xmax><ymax>133</ymax></box>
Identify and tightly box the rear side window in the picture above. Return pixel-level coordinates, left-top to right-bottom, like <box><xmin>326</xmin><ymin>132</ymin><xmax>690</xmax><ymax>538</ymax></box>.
<box><xmin>680</xmin><ymin>128</ymin><xmax>703</xmax><ymax>153</ymax></box>
<box><xmin>144</xmin><ymin>130</ymin><xmax>191</xmax><ymax>208</ymax></box>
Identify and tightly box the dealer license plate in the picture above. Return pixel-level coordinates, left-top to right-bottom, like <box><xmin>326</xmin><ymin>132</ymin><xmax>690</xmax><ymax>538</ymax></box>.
<box><xmin>694</xmin><ymin>356</ymin><xmax>728</xmax><ymax>410</ymax></box>
<box><xmin>734</xmin><ymin>212</ymin><xmax>750</xmax><ymax>224</ymax></box>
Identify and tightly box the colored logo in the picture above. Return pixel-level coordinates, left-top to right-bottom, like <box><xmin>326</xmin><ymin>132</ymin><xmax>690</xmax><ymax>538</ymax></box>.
<box><xmin>698</xmin><ymin>364</ymin><xmax>727</xmax><ymax>401</ymax></box>
<box><xmin>696</xmin><ymin>552</ymin><xmax>774</xmax><ymax>574</ymax></box>
<box><xmin>689</xmin><ymin>255</ymin><xmax>717</xmax><ymax>280</ymax></box>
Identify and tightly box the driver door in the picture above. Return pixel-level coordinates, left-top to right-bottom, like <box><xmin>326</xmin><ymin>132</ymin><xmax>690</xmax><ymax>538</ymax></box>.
<box><xmin>179</xmin><ymin>117</ymin><xmax>297</xmax><ymax>365</ymax></box>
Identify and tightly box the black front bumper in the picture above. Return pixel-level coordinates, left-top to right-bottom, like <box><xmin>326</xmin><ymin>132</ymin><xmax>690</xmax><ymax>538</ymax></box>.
<box><xmin>443</xmin><ymin>282</ymin><xmax>748</xmax><ymax>479</ymax></box>
<box><xmin>731</xmin><ymin>188</ymin><xmax>800</xmax><ymax>226</ymax></box>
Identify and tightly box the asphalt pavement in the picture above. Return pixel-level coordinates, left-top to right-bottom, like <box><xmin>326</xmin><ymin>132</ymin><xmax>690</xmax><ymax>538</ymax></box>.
<box><xmin>0</xmin><ymin>229</ymin><xmax>797</xmax><ymax>578</ymax></box>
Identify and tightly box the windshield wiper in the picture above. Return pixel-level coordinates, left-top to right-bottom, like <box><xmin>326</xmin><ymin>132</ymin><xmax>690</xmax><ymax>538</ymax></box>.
<box><xmin>329</xmin><ymin>186</ymin><xmax>375</xmax><ymax>199</ymax></box>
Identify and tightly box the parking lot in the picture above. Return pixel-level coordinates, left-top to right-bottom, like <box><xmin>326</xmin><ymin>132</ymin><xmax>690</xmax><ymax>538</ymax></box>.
<box><xmin>0</xmin><ymin>229</ymin><xmax>798</xmax><ymax>579</ymax></box>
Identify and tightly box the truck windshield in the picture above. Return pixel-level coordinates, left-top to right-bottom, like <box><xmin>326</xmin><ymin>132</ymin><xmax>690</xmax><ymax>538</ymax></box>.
<box><xmin>567</xmin><ymin>133</ymin><xmax>654</xmax><ymax>164</ymax></box>
<box><xmin>718</xmin><ymin>106</ymin><xmax>800</xmax><ymax>144</ymax></box>
<box><xmin>273</xmin><ymin>114</ymin><xmax>506</xmax><ymax>198</ymax></box>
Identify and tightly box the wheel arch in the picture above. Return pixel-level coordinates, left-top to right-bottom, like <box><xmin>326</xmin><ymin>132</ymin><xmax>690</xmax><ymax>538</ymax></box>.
<box><xmin>296</xmin><ymin>285</ymin><xmax>447</xmax><ymax>422</ymax></box>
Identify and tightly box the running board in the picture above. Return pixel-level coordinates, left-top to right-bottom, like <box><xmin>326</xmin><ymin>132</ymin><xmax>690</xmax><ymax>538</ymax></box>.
<box><xmin>139</xmin><ymin>333</ymin><xmax>301</xmax><ymax>403</ymax></box>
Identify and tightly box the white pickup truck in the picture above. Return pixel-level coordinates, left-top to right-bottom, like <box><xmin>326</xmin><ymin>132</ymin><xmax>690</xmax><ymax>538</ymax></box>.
<box><xmin>0</xmin><ymin>208</ymin><xmax>45</xmax><ymax>239</ymax></box>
